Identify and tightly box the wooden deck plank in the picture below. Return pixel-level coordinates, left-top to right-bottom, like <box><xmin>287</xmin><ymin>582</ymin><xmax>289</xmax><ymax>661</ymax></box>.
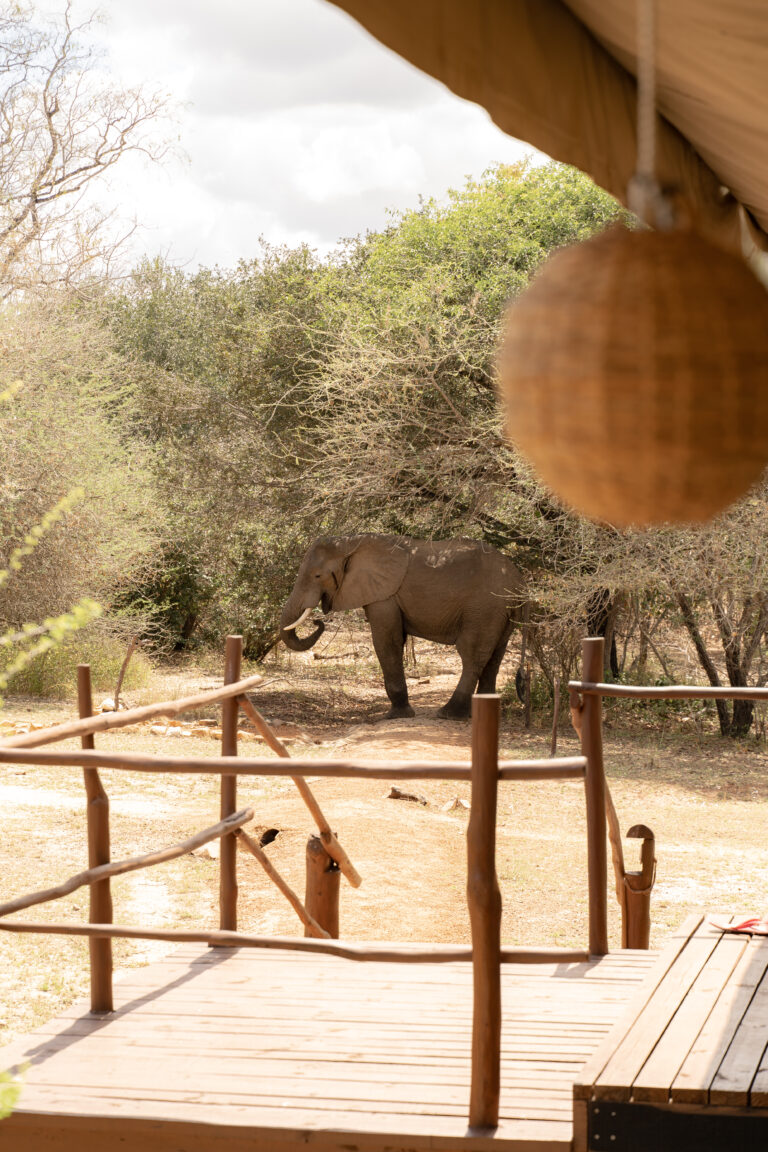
<box><xmin>6</xmin><ymin>1083</ymin><xmax>576</xmax><ymax>1120</ymax></box>
<box><xmin>0</xmin><ymin>943</ymin><xmax>654</xmax><ymax>1152</ymax></box>
<box><xmin>632</xmin><ymin>929</ymin><xmax>749</xmax><ymax>1103</ymax></box>
<box><xmin>671</xmin><ymin>934</ymin><xmax>768</xmax><ymax>1104</ymax></box>
<box><xmin>589</xmin><ymin>918</ymin><xmax>721</xmax><ymax>1102</ymax></box>
<box><xmin>750</xmin><ymin>1035</ymin><xmax>768</xmax><ymax>1106</ymax></box>
<box><xmin>9</xmin><ymin>1020</ymin><xmax>603</xmax><ymax>1054</ymax></box>
<box><xmin>573</xmin><ymin>913</ymin><xmax>702</xmax><ymax>1101</ymax></box>
<box><xmin>710</xmin><ymin>955</ymin><xmax>768</xmax><ymax>1106</ymax></box>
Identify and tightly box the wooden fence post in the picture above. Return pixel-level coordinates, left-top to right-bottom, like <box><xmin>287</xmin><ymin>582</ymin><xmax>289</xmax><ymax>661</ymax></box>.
<box><xmin>305</xmin><ymin>836</ymin><xmax>340</xmax><ymax>938</ymax></box>
<box><xmin>467</xmin><ymin>694</ymin><xmax>501</xmax><ymax>1130</ymax></box>
<box><xmin>622</xmin><ymin>824</ymin><xmax>655</xmax><ymax>949</ymax></box>
<box><xmin>219</xmin><ymin>635</ymin><xmax>241</xmax><ymax>933</ymax></box>
<box><xmin>550</xmin><ymin>679</ymin><xmax>561</xmax><ymax>757</ymax></box>
<box><xmin>77</xmin><ymin>665</ymin><xmax>113</xmax><ymax>1013</ymax></box>
<box><xmin>580</xmin><ymin>638</ymin><xmax>608</xmax><ymax>955</ymax></box>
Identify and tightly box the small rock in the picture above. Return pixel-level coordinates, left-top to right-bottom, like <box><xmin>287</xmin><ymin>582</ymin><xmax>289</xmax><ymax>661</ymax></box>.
<box><xmin>192</xmin><ymin>841</ymin><xmax>220</xmax><ymax>860</ymax></box>
<box><xmin>150</xmin><ymin>724</ymin><xmax>168</xmax><ymax>736</ymax></box>
<box><xmin>387</xmin><ymin>786</ymin><xmax>428</xmax><ymax>806</ymax></box>
<box><xmin>441</xmin><ymin>797</ymin><xmax>470</xmax><ymax>812</ymax></box>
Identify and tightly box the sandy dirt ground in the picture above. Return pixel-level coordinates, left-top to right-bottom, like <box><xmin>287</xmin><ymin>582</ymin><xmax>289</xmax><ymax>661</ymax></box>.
<box><xmin>1</xmin><ymin>639</ymin><xmax>767</xmax><ymax>1043</ymax></box>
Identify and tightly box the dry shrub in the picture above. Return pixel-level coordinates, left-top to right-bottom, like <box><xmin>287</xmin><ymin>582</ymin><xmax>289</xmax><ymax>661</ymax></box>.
<box><xmin>3</xmin><ymin>624</ymin><xmax>152</xmax><ymax>700</ymax></box>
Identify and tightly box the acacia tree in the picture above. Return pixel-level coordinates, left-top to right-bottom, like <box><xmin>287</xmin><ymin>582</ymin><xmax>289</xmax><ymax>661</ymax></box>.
<box><xmin>0</xmin><ymin>298</ymin><xmax>162</xmax><ymax>630</ymax></box>
<box><xmin>531</xmin><ymin>493</ymin><xmax>768</xmax><ymax>737</ymax></box>
<box><xmin>295</xmin><ymin>163</ymin><xmax>624</xmax><ymax>542</ymax></box>
<box><xmin>0</xmin><ymin>0</ymin><xmax>168</xmax><ymax>296</ymax></box>
<box><xmin>667</xmin><ymin>498</ymin><xmax>768</xmax><ymax>737</ymax></box>
<box><xmin>107</xmin><ymin>248</ymin><xmax>336</xmax><ymax>654</ymax></box>
<box><xmin>0</xmin><ymin>1</ymin><xmax>170</xmax><ymax>685</ymax></box>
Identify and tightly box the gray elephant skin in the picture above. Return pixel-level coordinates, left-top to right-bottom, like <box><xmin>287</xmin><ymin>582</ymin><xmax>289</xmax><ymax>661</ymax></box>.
<box><xmin>279</xmin><ymin>534</ymin><xmax>525</xmax><ymax>719</ymax></box>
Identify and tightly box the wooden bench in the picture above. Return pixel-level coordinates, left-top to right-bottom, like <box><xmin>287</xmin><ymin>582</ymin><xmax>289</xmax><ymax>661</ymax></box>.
<box><xmin>574</xmin><ymin>913</ymin><xmax>768</xmax><ymax>1150</ymax></box>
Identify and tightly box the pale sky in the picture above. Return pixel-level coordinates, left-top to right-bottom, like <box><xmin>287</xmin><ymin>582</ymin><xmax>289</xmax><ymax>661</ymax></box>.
<box><xmin>87</xmin><ymin>0</ymin><xmax>542</xmax><ymax>270</ymax></box>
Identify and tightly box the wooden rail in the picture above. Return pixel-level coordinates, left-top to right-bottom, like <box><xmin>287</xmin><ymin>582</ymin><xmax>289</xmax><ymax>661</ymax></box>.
<box><xmin>0</xmin><ymin>748</ymin><xmax>586</xmax><ymax>779</ymax></box>
<box><xmin>0</xmin><ymin>671</ymin><xmax>266</xmax><ymax>749</ymax></box>
<box><xmin>0</xmin><ymin>808</ymin><xmax>255</xmax><ymax>919</ymax></box>
<box><xmin>0</xmin><ymin>920</ymin><xmax>589</xmax><ymax>965</ymax></box>
<box><xmin>570</xmin><ymin>680</ymin><xmax>768</xmax><ymax>700</ymax></box>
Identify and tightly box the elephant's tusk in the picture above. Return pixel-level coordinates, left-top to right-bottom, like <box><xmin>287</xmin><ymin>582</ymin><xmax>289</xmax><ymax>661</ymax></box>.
<box><xmin>283</xmin><ymin>608</ymin><xmax>313</xmax><ymax>632</ymax></box>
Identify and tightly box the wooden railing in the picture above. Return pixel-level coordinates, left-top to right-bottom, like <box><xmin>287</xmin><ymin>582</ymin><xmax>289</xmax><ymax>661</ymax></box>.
<box><xmin>0</xmin><ymin>634</ymin><xmax>614</xmax><ymax>1130</ymax></box>
<box><xmin>568</xmin><ymin>657</ymin><xmax>768</xmax><ymax>952</ymax></box>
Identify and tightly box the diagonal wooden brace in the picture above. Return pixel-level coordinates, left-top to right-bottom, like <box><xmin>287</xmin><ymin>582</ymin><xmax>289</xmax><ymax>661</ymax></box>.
<box><xmin>237</xmin><ymin>694</ymin><xmax>362</xmax><ymax>888</ymax></box>
<box><xmin>236</xmin><ymin>828</ymin><xmax>330</xmax><ymax>940</ymax></box>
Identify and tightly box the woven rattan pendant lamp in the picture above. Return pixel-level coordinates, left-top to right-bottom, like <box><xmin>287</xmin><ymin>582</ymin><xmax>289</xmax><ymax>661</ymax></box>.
<box><xmin>498</xmin><ymin>1</ymin><xmax>768</xmax><ymax>527</ymax></box>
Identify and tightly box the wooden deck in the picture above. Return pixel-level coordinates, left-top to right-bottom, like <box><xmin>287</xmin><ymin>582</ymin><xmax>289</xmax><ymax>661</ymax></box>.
<box><xmin>575</xmin><ymin>915</ymin><xmax>768</xmax><ymax>1150</ymax></box>
<box><xmin>0</xmin><ymin>943</ymin><xmax>657</xmax><ymax>1152</ymax></box>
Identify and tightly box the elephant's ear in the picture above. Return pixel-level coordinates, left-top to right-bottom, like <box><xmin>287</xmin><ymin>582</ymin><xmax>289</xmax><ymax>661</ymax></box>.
<box><xmin>332</xmin><ymin>537</ymin><xmax>409</xmax><ymax>610</ymax></box>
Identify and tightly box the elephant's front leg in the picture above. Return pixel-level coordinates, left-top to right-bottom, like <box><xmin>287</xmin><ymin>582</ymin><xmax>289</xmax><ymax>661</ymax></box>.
<box><xmin>365</xmin><ymin>599</ymin><xmax>415</xmax><ymax>719</ymax></box>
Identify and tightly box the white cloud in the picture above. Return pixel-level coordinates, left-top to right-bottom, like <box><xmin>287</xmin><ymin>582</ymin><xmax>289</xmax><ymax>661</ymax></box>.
<box><xmin>83</xmin><ymin>0</ymin><xmax>544</xmax><ymax>268</ymax></box>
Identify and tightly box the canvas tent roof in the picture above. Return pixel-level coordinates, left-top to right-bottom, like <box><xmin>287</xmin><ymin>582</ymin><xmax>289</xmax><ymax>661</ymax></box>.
<box><xmin>328</xmin><ymin>0</ymin><xmax>768</xmax><ymax>257</ymax></box>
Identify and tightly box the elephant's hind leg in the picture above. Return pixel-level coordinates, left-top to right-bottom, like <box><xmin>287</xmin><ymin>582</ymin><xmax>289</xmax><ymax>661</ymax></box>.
<box><xmin>437</xmin><ymin>635</ymin><xmax>486</xmax><ymax>720</ymax></box>
<box><xmin>438</xmin><ymin>621</ymin><xmax>512</xmax><ymax>720</ymax></box>
<box><xmin>478</xmin><ymin>621</ymin><xmax>513</xmax><ymax>694</ymax></box>
<box><xmin>365</xmin><ymin>599</ymin><xmax>415</xmax><ymax>719</ymax></box>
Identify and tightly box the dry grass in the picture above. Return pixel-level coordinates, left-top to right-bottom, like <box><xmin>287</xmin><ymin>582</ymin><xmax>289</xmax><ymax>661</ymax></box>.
<box><xmin>1</xmin><ymin>628</ymin><xmax>767</xmax><ymax>1047</ymax></box>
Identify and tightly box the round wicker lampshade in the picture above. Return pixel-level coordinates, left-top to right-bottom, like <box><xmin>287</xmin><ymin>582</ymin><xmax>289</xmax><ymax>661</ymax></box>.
<box><xmin>498</xmin><ymin>227</ymin><xmax>768</xmax><ymax>526</ymax></box>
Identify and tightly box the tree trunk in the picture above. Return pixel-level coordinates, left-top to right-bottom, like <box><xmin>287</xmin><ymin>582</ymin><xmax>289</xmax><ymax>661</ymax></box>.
<box><xmin>676</xmin><ymin>592</ymin><xmax>732</xmax><ymax>737</ymax></box>
<box><xmin>516</xmin><ymin>606</ymin><xmax>529</xmax><ymax>702</ymax></box>
<box><xmin>710</xmin><ymin>595</ymin><xmax>757</xmax><ymax>738</ymax></box>
<box><xmin>586</xmin><ymin>590</ymin><xmax>619</xmax><ymax>679</ymax></box>
<box><xmin>730</xmin><ymin>699</ymin><xmax>754</xmax><ymax>738</ymax></box>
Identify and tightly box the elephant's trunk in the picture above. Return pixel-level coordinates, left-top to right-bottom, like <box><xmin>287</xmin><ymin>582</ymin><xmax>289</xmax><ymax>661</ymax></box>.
<box><xmin>279</xmin><ymin>598</ymin><xmax>325</xmax><ymax>653</ymax></box>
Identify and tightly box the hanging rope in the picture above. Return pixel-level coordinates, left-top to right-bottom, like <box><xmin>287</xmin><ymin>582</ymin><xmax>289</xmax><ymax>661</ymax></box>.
<box><xmin>635</xmin><ymin>0</ymin><xmax>656</xmax><ymax>188</ymax></box>
<box><xmin>628</xmin><ymin>0</ymin><xmax>674</xmax><ymax>229</ymax></box>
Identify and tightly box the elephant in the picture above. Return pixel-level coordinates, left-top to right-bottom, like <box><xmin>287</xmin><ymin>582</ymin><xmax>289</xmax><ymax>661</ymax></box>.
<box><xmin>279</xmin><ymin>534</ymin><xmax>526</xmax><ymax>720</ymax></box>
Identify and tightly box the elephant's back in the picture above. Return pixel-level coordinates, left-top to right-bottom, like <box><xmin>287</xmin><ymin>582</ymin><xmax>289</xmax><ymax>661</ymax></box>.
<box><xmin>415</xmin><ymin>539</ymin><xmax>520</xmax><ymax>590</ymax></box>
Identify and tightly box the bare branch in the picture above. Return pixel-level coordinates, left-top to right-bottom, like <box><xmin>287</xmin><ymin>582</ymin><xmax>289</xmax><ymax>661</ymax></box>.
<box><xmin>0</xmin><ymin>2</ymin><xmax>170</xmax><ymax>296</ymax></box>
